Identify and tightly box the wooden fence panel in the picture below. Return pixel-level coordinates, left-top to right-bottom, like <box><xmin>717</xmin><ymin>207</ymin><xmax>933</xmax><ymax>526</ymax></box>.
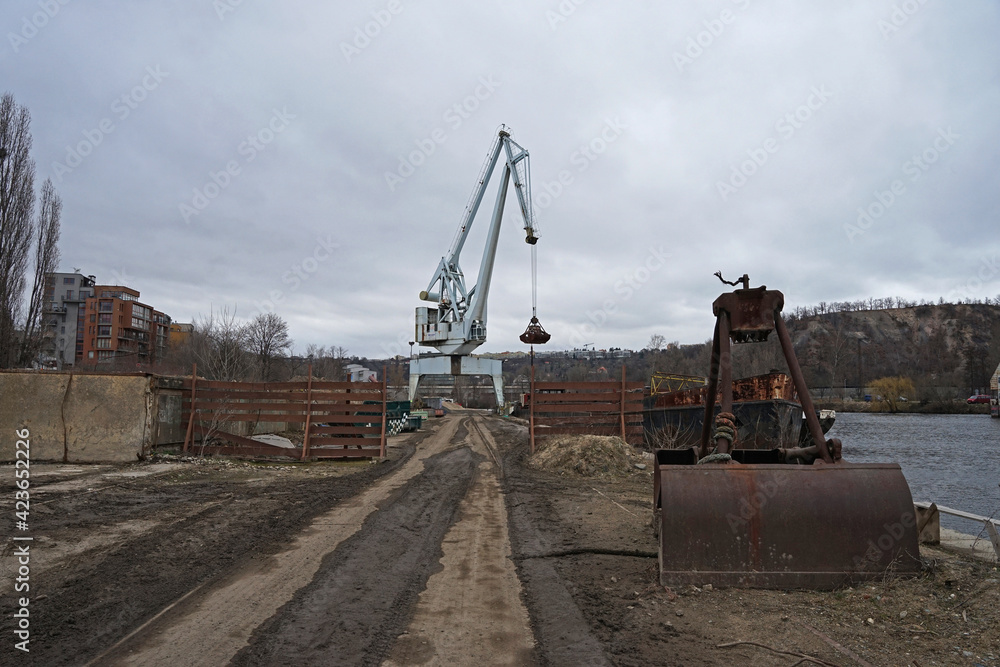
<box><xmin>529</xmin><ymin>368</ymin><xmax>646</xmax><ymax>448</ymax></box>
<box><xmin>180</xmin><ymin>369</ymin><xmax>387</xmax><ymax>459</ymax></box>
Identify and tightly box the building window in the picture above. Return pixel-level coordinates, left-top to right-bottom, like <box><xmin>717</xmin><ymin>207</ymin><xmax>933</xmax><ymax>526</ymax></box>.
<box><xmin>99</xmin><ymin>313</ymin><xmax>112</xmax><ymax>324</ymax></box>
<box><xmin>96</xmin><ymin>338</ymin><xmax>110</xmax><ymax>349</ymax></box>
<box><xmin>66</xmin><ymin>290</ymin><xmax>74</xmax><ymax>300</ymax></box>
<box><xmin>98</xmin><ymin>326</ymin><xmax>111</xmax><ymax>336</ymax></box>
<box><xmin>88</xmin><ymin>351</ymin><xmax>94</xmax><ymax>359</ymax></box>
<box><xmin>60</xmin><ymin>326</ymin><xmax>65</xmax><ymax>334</ymax></box>
<box><xmin>99</xmin><ymin>301</ymin><xmax>113</xmax><ymax>312</ymax></box>
<box><xmin>63</xmin><ymin>277</ymin><xmax>75</xmax><ymax>285</ymax></box>
<box><xmin>89</xmin><ymin>314</ymin><xmax>95</xmax><ymax>322</ymax></box>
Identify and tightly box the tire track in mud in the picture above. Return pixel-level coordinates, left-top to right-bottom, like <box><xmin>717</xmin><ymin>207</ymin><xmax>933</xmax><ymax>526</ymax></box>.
<box><xmin>383</xmin><ymin>415</ymin><xmax>534</xmax><ymax>667</ymax></box>
<box><xmin>500</xmin><ymin>433</ymin><xmax>613</xmax><ymax>667</ymax></box>
<box><xmin>231</xmin><ymin>446</ymin><xmax>481</xmax><ymax>667</ymax></box>
<box><xmin>25</xmin><ymin>454</ymin><xmax>414</xmax><ymax>667</ymax></box>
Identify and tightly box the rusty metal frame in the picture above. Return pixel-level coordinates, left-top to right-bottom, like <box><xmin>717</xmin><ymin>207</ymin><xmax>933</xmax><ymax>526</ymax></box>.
<box><xmin>698</xmin><ymin>289</ymin><xmax>832</xmax><ymax>463</ymax></box>
<box><xmin>650</xmin><ymin>373</ymin><xmax>707</xmax><ymax>396</ymax></box>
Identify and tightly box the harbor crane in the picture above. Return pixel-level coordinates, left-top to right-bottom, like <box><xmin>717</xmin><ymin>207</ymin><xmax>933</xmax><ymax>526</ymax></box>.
<box><xmin>409</xmin><ymin>127</ymin><xmax>548</xmax><ymax>407</ymax></box>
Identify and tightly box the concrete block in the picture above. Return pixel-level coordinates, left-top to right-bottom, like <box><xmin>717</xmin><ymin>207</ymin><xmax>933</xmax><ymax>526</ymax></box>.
<box><xmin>0</xmin><ymin>373</ymin><xmax>71</xmax><ymax>461</ymax></box>
<box><xmin>0</xmin><ymin>372</ymin><xmax>154</xmax><ymax>463</ymax></box>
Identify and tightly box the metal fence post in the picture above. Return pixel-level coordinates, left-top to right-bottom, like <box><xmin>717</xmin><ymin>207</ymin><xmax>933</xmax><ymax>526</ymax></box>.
<box><xmin>620</xmin><ymin>365</ymin><xmax>627</xmax><ymax>443</ymax></box>
<box><xmin>183</xmin><ymin>363</ymin><xmax>197</xmax><ymax>453</ymax></box>
<box><xmin>379</xmin><ymin>371</ymin><xmax>388</xmax><ymax>458</ymax></box>
<box><xmin>301</xmin><ymin>364</ymin><xmax>314</xmax><ymax>461</ymax></box>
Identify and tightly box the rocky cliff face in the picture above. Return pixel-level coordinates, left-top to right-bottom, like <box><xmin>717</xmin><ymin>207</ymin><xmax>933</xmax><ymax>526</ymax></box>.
<box><xmin>786</xmin><ymin>303</ymin><xmax>1000</xmax><ymax>393</ymax></box>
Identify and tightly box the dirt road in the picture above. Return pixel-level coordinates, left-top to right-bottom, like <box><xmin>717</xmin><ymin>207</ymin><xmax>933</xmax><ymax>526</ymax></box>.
<box><xmin>2</xmin><ymin>411</ymin><xmax>541</xmax><ymax>666</ymax></box>
<box><xmin>3</xmin><ymin>411</ymin><xmax>999</xmax><ymax>666</ymax></box>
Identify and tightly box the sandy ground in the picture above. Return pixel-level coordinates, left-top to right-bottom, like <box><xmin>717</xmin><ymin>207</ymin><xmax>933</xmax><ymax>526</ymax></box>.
<box><xmin>2</xmin><ymin>410</ymin><xmax>998</xmax><ymax>666</ymax></box>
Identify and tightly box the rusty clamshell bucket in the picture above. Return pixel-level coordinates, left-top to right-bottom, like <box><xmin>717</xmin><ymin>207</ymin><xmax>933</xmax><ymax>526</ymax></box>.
<box><xmin>654</xmin><ymin>280</ymin><xmax>921</xmax><ymax>589</ymax></box>
<box><xmin>519</xmin><ymin>316</ymin><xmax>551</xmax><ymax>345</ymax></box>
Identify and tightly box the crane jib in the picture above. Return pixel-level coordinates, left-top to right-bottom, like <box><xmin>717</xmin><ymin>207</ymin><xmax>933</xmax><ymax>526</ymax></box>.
<box><xmin>415</xmin><ymin>127</ymin><xmax>547</xmax><ymax>356</ymax></box>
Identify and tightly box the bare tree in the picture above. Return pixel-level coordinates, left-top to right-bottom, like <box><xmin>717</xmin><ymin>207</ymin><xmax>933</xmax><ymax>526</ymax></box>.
<box><xmin>645</xmin><ymin>333</ymin><xmax>667</xmax><ymax>351</ymax></box>
<box><xmin>731</xmin><ymin>336</ymin><xmax>787</xmax><ymax>379</ymax></box>
<box><xmin>191</xmin><ymin>306</ymin><xmax>251</xmax><ymax>381</ymax></box>
<box><xmin>245</xmin><ymin>312</ymin><xmax>292</xmax><ymax>381</ymax></box>
<box><xmin>304</xmin><ymin>344</ymin><xmax>349</xmax><ymax>381</ymax></box>
<box><xmin>17</xmin><ymin>178</ymin><xmax>61</xmax><ymax>366</ymax></box>
<box><xmin>0</xmin><ymin>93</ymin><xmax>37</xmax><ymax>368</ymax></box>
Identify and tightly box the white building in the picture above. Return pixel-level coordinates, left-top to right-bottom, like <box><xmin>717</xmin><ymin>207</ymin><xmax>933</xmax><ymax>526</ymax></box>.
<box><xmin>344</xmin><ymin>364</ymin><xmax>378</xmax><ymax>382</ymax></box>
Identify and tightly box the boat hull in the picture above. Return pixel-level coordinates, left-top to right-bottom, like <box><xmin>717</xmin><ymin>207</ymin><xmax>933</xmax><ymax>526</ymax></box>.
<box><xmin>643</xmin><ymin>397</ymin><xmax>802</xmax><ymax>449</ymax></box>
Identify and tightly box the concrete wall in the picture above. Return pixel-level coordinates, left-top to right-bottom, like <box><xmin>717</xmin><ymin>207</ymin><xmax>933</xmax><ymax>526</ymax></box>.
<box><xmin>0</xmin><ymin>371</ymin><xmax>156</xmax><ymax>463</ymax></box>
<box><xmin>1</xmin><ymin>371</ymin><xmax>300</xmax><ymax>462</ymax></box>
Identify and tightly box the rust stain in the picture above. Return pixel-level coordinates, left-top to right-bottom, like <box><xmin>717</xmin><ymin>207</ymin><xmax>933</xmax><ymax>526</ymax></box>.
<box><xmin>652</xmin><ymin>373</ymin><xmax>796</xmax><ymax>408</ymax></box>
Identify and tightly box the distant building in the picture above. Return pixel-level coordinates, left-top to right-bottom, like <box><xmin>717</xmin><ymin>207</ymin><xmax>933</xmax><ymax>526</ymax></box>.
<box><xmin>41</xmin><ymin>272</ymin><xmax>174</xmax><ymax>368</ymax></box>
<box><xmin>169</xmin><ymin>322</ymin><xmax>193</xmax><ymax>347</ymax></box>
<box><xmin>41</xmin><ymin>271</ymin><xmax>97</xmax><ymax>368</ymax></box>
<box><xmin>79</xmin><ymin>285</ymin><xmax>171</xmax><ymax>365</ymax></box>
<box><xmin>344</xmin><ymin>363</ymin><xmax>378</xmax><ymax>382</ymax></box>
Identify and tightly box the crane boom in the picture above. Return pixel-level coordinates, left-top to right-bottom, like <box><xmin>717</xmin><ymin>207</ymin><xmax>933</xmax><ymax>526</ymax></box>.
<box><xmin>415</xmin><ymin>128</ymin><xmax>539</xmax><ymax>356</ymax></box>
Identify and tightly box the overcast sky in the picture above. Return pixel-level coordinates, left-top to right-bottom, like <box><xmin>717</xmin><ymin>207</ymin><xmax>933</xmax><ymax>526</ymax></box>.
<box><xmin>2</xmin><ymin>1</ymin><xmax>998</xmax><ymax>358</ymax></box>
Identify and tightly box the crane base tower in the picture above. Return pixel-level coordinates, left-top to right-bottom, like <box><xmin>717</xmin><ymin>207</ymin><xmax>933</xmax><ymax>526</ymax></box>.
<box><xmin>408</xmin><ymin>355</ymin><xmax>504</xmax><ymax>407</ymax></box>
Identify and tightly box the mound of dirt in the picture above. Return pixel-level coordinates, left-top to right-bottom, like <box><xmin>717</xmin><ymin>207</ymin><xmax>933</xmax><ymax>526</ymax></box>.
<box><xmin>529</xmin><ymin>435</ymin><xmax>645</xmax><ymax>477</ymax></box>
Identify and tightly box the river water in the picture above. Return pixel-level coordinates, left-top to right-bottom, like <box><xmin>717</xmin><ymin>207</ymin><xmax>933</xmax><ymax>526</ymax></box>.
<box><xmin>829</xmin><ymin>412</ymin><xmax>1000</xmax><ymax>534</ymax></box>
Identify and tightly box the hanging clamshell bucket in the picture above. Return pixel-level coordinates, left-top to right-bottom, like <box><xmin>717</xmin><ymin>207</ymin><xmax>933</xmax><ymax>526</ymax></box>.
<box><xmin>520</xmin><ymin>316</ymin><xmax>551</xmax><ymax>345</ymax></box>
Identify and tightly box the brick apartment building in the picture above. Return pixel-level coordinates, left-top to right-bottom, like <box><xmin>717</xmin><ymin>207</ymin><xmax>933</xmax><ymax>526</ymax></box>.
<box><xmin>41</xmin><ymin>272</ymin><xmax>172</xmax><ymax>368</ymax></box>
<box><xmin>80</xmin><ymin>285</ymin><xmax>171</xmax><ymax>365</ymax></box>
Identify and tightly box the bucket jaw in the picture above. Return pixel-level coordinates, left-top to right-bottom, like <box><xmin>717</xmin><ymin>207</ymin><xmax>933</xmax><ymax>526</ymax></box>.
<box><xmin>655</xmin><ymin>453</ymin><xmax>921</xmax><ymax>589</ymax></box>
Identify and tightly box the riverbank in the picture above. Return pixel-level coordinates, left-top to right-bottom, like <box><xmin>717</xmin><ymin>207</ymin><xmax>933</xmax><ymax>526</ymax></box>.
<box><xmin>817</xmin><ymin>398</ymin><xmax>993</xmax><ymax>415</ymax></box>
